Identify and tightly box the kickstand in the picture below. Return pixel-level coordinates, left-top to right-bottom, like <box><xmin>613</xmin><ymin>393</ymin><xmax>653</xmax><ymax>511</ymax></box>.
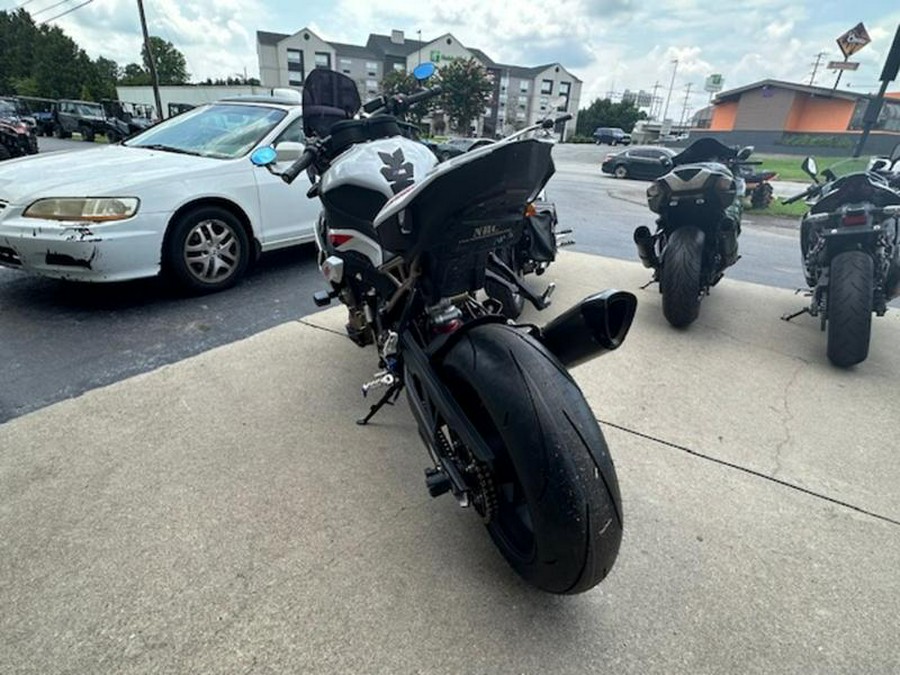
<box><xmin>357</xmin><ymin>383</ymin><xmax>403</xmax><ymax>426</ymax></box>
<box><xmin>640</xmin><ymin>278</ymin><xmax>658</xmax><ymax>290</ymax></box>
<box><xmin>781</xmin><ymin>307</ymin><xmax>810</xmax><ymax>322</ymax></box>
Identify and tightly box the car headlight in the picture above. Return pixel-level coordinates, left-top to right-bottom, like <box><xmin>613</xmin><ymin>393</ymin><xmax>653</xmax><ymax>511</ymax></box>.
<box><xmin>23</xmin><ymin>197</ymin><xmax>140</xmax><ymax>222</ymax></box>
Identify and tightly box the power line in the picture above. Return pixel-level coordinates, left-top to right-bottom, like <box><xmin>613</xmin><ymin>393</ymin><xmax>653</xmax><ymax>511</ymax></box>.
<box><xmin>30</xmin><ymin>0</ymin><xmax>74</xmax><ymax>17</ymax></box>
<box><xmin>39</xmin><ymin>0</ymin><xmax>93</xmax><ymax>24</ymax></box>
<box><xmin>13</xmin><ymin>0</ymin><xmax>39</xmax><ymax>8</ymax></box>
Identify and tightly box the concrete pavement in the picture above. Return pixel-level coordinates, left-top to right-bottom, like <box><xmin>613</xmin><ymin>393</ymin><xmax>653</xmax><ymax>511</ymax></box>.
<box><xmin>1</xmin><ymin>251</ymin><xmax>899</xmax><ymax>673</ymax></box>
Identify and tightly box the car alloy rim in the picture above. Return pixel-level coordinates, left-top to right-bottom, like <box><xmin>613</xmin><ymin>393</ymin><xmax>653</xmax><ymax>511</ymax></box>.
<box><xmin>183</xmin><ymin>218</ymin><xmax>240</xmax><ymax>283</ymax></box>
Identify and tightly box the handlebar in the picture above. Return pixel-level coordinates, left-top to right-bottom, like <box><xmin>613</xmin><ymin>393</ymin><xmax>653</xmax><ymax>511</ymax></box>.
<box><xmin>401</xmin><ymin>85</ymin><xmax>442</xmax><ymax>107</ymax></box>
<box><xmin>783</xmin><ymin>184</ymin><xmax>819</xmax><ymax>205</ymax></box>
<box><xmin>281</xmin><ymin>146</ymin><xmax>318</xmax><ymax>185</ymax></box>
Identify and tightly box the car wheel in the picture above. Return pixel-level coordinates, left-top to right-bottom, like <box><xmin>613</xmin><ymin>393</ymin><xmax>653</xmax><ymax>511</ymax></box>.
<box><xmin>107</xmin><ymin>130</ymin><xmax>122</xmax><ymax>144</ymax></box>
<box><xmin>614</xmin><ymin>165</ymin><xmax>629</xmax><ymax>179</ymax></box>
<box><xmin>0</xmin><ymin>144</ymin><xmax>11</xmax><ymax>161</ymax></box>
<box><xmin>80</xmin><ymin>125</ymin><xmax>95</xmax><ymax>142</ymax></box>
<box><xmin>163</xmin><ymin>206</ymin><xmax>250</xmax><ymax>294</ymax></box>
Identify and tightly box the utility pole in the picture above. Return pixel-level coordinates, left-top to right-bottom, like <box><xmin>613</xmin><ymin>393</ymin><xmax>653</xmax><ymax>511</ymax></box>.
<box><xmin>679</xmin><ymin>82</ymin><xmax>693</xmax><ymax>129</ymax></box>
<box><xmin>650</xmin><ymin>81</ymin><xmax>661</xmax><ymax>119</ymax></box>
<box><xmin>417</xmin><ymin>30</ymin><xmax>422</xmax><ymax>66</ymax></box>
<box><xmin>662</xmin><ymin>59</ymin><xmax>678</xmax><ymax>123</ymax></box>
<box><xmin>808</xmin><ymin>51</ymin><xmax>827</xmax><ymax>86</ymax></box>
<box><xmin>136</xmin><ymin>0</ymin><xmax>163</xmax><ymax>120</ymax></box>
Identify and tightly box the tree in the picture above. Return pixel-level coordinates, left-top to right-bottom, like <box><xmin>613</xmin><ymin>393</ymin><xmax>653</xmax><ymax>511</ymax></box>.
<box><xmin>380</xmin><ymin>68</ymin><xmax>435</xmax><ymax>125</ymax></box>
<box><xmin>576</xmin><ymin>97</ymin><xmax>647</xmax><ymax>136</ymax></box>
<box><xmin>141</xmin><ymin>36</ymin><xmax>188</xmax><ymax>85</ymax></box>
<box><xmin>119</xmin><ymin>62</ymin><xmax>151</xmax><ymax>86</ymax></box>
<box><xmin>435</xmin><ymin>58</ymin><xmax>493</xmax><ymax>135</ymax></box>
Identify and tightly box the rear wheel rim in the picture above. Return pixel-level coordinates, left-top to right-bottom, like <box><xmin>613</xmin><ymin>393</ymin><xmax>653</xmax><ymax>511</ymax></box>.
<box><xmin>183</xmin><ymin>219</ymin><xmax>241</xmax><ymax>283</ymax></box>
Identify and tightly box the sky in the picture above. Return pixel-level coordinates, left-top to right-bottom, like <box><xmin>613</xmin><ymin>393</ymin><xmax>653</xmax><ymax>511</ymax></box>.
<box><xmin>5</xmin><ymin>0</ymin><xmax>900</xmax><ymax>116</ymax></box>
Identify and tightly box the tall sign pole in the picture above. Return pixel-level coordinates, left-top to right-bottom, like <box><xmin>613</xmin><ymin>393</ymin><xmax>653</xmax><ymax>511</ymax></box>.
<box><xmin>832</xmin><ymin>22</ymin><xmax>870</xmax><ymax>91</ymax></box>
<box><xmin>136</xmin><ymin>0</ymin><xmax>164</xmax><ymax>120</ymax></box>
<box><xmin>853</xmin><ymin>24</ymin><xmax>900</xmax><ymax>157</ymax></box>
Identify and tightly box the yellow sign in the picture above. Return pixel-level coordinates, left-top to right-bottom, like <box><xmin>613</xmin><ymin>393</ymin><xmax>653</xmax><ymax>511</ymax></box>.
<box><xmin>837</xmin><ymin>23</ymin><xmax>871</xmax><ymax>58</ymax></box>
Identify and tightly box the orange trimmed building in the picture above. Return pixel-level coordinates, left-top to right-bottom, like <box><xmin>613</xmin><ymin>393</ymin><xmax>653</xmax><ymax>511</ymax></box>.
<box><xmin>694</xmin><ymin>79</ymin><xmax>900</xmax><ymax>155</ymax></box>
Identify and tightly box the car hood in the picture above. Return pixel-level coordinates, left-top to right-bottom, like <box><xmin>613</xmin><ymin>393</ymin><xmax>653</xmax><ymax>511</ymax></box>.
<box><xmin>0</xmin><ymin>145</ymin><xmax>229</xmax><ymax>205</ymax></box>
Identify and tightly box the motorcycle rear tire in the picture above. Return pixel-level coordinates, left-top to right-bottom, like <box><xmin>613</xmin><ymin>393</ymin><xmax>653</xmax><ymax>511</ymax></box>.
<box><xmin>440</xmin><ymin>323</ymin><xmax>622</xmax><ymax>594</ymax></box>
<box><xmin>661</xmin><ymin>226</ymin><xmax>704</xmax><ymax>328</ymax></box>
<box><xmin>826</xmin><ymin>251</ymin><xmax>873</xmax><ymax>367</ymax></box>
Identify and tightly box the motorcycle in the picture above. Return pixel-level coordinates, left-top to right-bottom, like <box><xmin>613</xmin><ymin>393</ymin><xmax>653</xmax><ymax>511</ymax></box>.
<box><xmin>781</xmin><ymin>145</ymin><xmax>900</xmax><ymax>367</ymax></box>
<box><xmin>736</xmin><ymin>163</ymin><xmax>778</xmax><ymax>209</ymax></box>
<box><xmin>633</xmin><ymin>137</ymin><xmax>754</xmax><ymax>327</ymax></box>
<box><xmin>251</xmin><ymin>64</ymin><xmax>638</xmax><ymax>594</ymax></box>
<box><xmin>0</xmin><ymin>99</ymin><xmax>39</xmax><ymax>161</ymax></box>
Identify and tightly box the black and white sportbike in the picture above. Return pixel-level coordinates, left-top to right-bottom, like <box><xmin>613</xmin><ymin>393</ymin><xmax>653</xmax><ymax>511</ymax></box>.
<box><xmin>782</xmin><ymin>146</ymin><xmax>900</xmax><ymax>367</ymax></box>
<box><xmin>251</xmin><ymin>64</ymin><xmax>637</xmax><ymax>594</ymax></box>
<box><xmin>633</xmin><ymin>138</ymin><xmax>754</xmax><ymax>327</ymax></box>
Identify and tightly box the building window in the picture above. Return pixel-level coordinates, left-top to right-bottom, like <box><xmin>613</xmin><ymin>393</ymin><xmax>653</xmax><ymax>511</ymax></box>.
<box><xmin>541</xmin><ymin>79</ymin><xmax>553</xmax><ymax>95</ymax></box>
<box><xmin>393</xmin><ymin>63</ymin><xmax>405</xmax><ymax>72</ymax></box>
<box><xmin>517</xmin><ymin>110</ymin><xmax>526</xmax><ymax>120</ymax></box>
<box><xmin>518</xmin><ymin>102</ymin><xmax>526</xmax><ymax>111</ymax></box>
<box><xmin>315</xmin><ymin>52</ymin><xmax>331</xmax><ymax>69</ymax></box>
<box><xmin>366</xmin><ymin>79</ymin><xmax>378</xmax><ymax>94</ymax></box>
<box><xmin>519</xmin><ymin>81</ymin><xmax>529</xmax><ymax>94</ymax></box>
<box><xmin>366</xmin><ymin>61</ymin><xmax>378</xmax><ymax>76</ymax></box>
<box><xmin>287</xmin><ymin>49</ymin><xmax>304</xmax><ymax>85</ymax></box>
<box><xmin>559</xmin><ymin>81</ymin><xmax>571</xmax><ymax>96</ymax></box>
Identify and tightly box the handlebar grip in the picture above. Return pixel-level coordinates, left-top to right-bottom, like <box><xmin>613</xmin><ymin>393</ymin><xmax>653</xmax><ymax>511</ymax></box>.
<box><xmin>782</xmin><ymin>189</ymin><xmax>810</xmax><ymax>205</ymax></box>
<box><xmin>403</xmin><ymin>85</ymin><xmax>443</xmax><ymax>106</ymax></box>
<box><xmin>556</xmin><ymin>113</ymin><xmax>573</xmax><ymax>123</ymax></box>
<box><xmin>281</xmin><ymin>149</ymin><xmax>316</xmax><ymax>185</ymax></box>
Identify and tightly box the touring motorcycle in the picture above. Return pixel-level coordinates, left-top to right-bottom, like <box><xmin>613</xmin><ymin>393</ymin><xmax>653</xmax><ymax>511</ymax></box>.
<box><xmin>633</xmin><ymin>138</ymin><xmax>754</xmax><ymax>327</ymax></box>
<box><xmin>781</xmin><ymin>146</ymin><xmax>900</xmax><ymax>367</ymax></box>
<box><xmin>252</xmin><ymin>64</ymin><xmax>637</xmax><ymax>594</ymax></box>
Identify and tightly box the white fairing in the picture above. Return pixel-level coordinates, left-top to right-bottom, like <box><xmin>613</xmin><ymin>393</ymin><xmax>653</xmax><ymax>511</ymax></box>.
<box><xmin>320</xmin><ymin>137</ymin><xmax>438</xmax><ymax>267</ymax></box>
<box><xmin>662</xmin><ymin>161</ymin><xmax>731</xmax><ymax>193</ymax></box>
<box><xmin>321</xmin><ymin>137</ymin><xmax>438</xmax><ymax>200</ymax></box>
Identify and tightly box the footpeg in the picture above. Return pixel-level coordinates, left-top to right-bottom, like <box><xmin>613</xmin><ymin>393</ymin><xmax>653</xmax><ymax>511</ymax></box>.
<box><xmin>540</xmin><ymin>282</ymin><xmax>556</xmax><ymax>306</ymax></box>
<box><xmin>313</xmin><ymin>289</ymin><xmax>337</xmax><ymax>307</ymax></box>
<box><xmin>424</xmin><ymin>467</ymin><xmax>452</xmax><ymax>498</ymax></box>
<box><xmin>361</xmin><ymin>371</ymin><xmax>395</xmax><ymax>397</ymax></box>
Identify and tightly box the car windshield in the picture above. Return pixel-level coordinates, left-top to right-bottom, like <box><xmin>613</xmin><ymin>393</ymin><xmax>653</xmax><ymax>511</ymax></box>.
<box><xmin>0</xmin><ymin>100</ymin><xmax>18</xmax><ymax>115</ymax></box>
<box><xmin>125</xmin><ymin>104</ymin><xmax>287</xmax><ymax>159</ymax></box>
<box><xmin>77</xmin><ymin>103</ymin><xmax>104</xmax><ymax>117</ymax></box>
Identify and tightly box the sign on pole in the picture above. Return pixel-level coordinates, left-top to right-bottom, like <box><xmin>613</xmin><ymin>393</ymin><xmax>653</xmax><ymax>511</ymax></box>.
<box><xmin>704</xmin><ymin>74</ymin><xmax>724</xmax><ymax>93</ymax></box>
<box><xmin>827</xmin><ymin>61</ymin><xmax>860</xmax><ymax>71</ymax></box>
<box><xmin>837</xmin><ymin>23</ymin><xmax>871</xmax><ymax>58</ymax></box>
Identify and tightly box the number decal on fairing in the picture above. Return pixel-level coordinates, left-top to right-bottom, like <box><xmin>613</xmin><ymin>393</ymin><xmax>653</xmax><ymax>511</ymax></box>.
<box><xmin>379</xmin><ymin>149</ymin><xmax>415</xmax><ymax>194</ymax></box>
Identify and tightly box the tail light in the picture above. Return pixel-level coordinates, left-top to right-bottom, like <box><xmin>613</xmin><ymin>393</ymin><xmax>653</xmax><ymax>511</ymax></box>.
<box><xmin>841</xmin><ymin>212</ymin><xmax>868</xmax><ymax>227</ymax></box>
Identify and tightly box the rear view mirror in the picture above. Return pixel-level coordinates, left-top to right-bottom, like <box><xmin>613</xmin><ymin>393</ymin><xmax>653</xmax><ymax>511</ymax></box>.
<box><xmin>801</xmin><ymin>156</ymin><xmax>818</xmax><ymax>180</ymax></box>
<box><xmin>250</xmin><ymin>146</ymin><xmax>277</xmax><ymax>167</ymax></box>
<box><xmin>412</xmin><ymin>62</ymin><xmax>436</xmax><ymax>81</ymax></box>
<box><xmin>890</xmin><ymin>143</ymin><xmax>900</xmax><ymax>162</ymax></box>
<box><xmin>737</xmin><ymin>146</ymin><xmax>753</xmax><ymax>160</ymax></box>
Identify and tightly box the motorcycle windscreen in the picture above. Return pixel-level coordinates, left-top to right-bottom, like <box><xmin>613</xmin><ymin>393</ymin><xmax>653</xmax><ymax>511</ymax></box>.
<box><xmin>302</xmin><ymin>69</ymin><xmax>361</xmax><ymax>138</ymax></box>
<box><xmin>672</xmin><ymin>137</ymin><xmax>737</xmax><ymax>166</ymax></box>
<box><xmin>378</xmin><ymin>138</ymin><xmax>554</xmax><ymax>257</ymax></box>
<box><xmin>811</xmin><ymin>173</ymin><xmax>900</xmax><ymax>213</ymax></box>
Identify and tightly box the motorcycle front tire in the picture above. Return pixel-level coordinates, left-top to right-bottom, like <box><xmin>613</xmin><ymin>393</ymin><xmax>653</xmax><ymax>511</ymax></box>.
<box><xmin>826</xmin><ymin>250</ymin><xmax>873</xmax><ymax>367</ymax></box>
<box><xmin>440</xmin><ymin>323</ymin><xmax>622</xmax><ymax>594</ymax></box>
<box><xmin>661</xmin><ymin>226</ymin><xmax>705</xmax><ymax>328</ymax></box>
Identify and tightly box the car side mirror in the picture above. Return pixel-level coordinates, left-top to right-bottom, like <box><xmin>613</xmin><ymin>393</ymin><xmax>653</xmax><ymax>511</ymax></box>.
<box><xmin>274</xmin><ymin>141</ymin><xmax>304</xmax><ymax>163</ymax></box>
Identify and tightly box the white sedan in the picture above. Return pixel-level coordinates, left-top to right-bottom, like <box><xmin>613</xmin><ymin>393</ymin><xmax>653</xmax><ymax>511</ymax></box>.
<box><xmin>0</xmin><ymin>94</ymin><xmax>319</xmax><ymax>292</ymax></box>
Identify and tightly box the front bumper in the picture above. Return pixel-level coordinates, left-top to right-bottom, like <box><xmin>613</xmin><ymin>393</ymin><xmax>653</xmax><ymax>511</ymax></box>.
<box><xmin>0</xmin><ymin>209</ymin><xmax>167</xmax><ymax>282</ymax></box>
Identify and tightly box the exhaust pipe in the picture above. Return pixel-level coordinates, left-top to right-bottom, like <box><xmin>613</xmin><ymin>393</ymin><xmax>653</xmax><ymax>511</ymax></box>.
<box><xmin>633</xmin><ymin>226</ymin><xmax>659</xmax><ymax>269</ymax></box>
<box><xmin>538</xmin><ymin>289</ymin><xmax>638</xmax><ymax>368</ymax></box>
<box><xmin>887</xmin><ymin>257</ymin><xmax>900</xmax><ymax>300</ymax></box>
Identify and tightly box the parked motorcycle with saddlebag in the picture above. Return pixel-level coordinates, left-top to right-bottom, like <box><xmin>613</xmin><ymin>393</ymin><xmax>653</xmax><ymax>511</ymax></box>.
<box><xmin>251</xmin><ymin>64</ymin><xmax>637</xmax><ymax>594</ymax></box>
<box><xmin>633</xmin><ymin>137</ymin><xmax>754</xmax><ymax>327</ymax></box>
<box><xmin>781</xmin><ymin>145</ymin><xmax>900</xmax><ymax>367</ymax></box>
